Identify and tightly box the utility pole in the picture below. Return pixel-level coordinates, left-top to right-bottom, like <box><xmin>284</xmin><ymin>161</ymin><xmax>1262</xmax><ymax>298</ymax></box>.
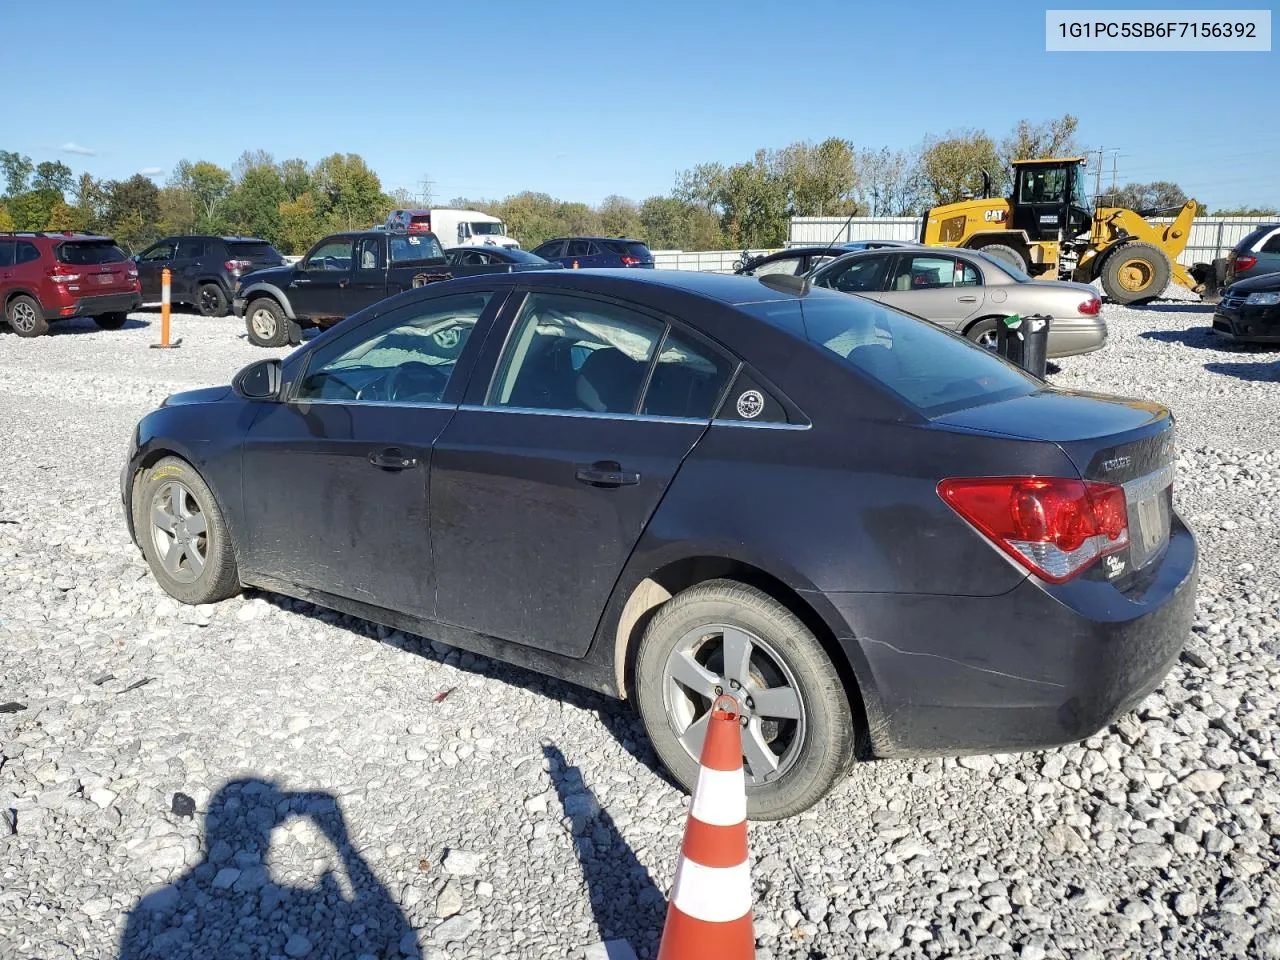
<box><xmin>1110</xmin><ymin>152</ymin><xmax>1118</xmax><ymax>195</ymax></box>
<box><xmin>1093</xmin><ymin>147</ymin><xmax>1103</xmax><ymax>203</ymax></box>
<box><xmin>416</xmin><ymin>175</ymin><xmax>435</xmax><ymax>208</ymax></box>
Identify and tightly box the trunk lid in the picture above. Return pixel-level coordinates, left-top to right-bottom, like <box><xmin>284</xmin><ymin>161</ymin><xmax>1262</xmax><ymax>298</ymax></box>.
<box><xmin>935</xmin><ymin>388</ymin><xmax>1177</xmax><ymax>573</ymax></box>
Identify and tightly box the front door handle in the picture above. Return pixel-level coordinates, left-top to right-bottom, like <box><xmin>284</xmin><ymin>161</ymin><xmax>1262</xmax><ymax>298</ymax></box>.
<box><xmin>957</xmin><ymin>295</ymin><xmax>979</xmax><ymax>303</ymax></box>
<box><xmin>339</xmin><ymin>278</ymin><xmax>349</xmax><ymax>288</ymax></box>
<box><xmin>575</xmin><ymin>460</ymin><xmax>640</xmax><ymax>487</ymax></box>
<box><xmin>368</xmin><ymin>447</ymin><xmax>419</xmax><ymax>471</ymax></box>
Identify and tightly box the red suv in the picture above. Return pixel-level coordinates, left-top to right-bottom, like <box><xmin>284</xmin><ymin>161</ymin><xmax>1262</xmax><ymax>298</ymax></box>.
<box><xmin>1</xmin><ymin>232</ymin><xmax>141</xmax><ymax>337</ymax></box>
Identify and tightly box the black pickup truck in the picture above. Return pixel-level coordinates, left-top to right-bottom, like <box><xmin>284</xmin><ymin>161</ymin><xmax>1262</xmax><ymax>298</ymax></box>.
<box><xmin>233</xmin><ymin>230</ymin><xmax>554</xmax><ymax>347</ymax></box>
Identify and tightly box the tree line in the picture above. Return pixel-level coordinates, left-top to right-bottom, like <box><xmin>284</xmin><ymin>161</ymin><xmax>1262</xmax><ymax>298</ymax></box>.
<box><xmin>2</xmin><ymin>115</ymin><xmax>1274</xmax><ymax>255</ymax></box>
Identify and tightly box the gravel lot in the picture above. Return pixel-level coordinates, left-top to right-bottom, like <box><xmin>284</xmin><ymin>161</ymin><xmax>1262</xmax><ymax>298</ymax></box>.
<box><xmin>1</xmin><ymin>300</ymin><xmax>1278</xmax><ymax>960</ymax></box>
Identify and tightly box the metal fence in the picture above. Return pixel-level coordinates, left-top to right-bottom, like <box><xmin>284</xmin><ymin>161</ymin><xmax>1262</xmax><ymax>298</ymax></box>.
<box><xmin>787</xmin><ymin>216</ymin><xmax>1272</xmax><ymax>267</ymax></box>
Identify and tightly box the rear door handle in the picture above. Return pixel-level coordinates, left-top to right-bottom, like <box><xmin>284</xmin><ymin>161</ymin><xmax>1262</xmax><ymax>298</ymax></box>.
<box><xmin>339</xmin><ymin>278</ymin><xmax>349</xmax><ymax>288</ymax></box>
<box><xmin>575</xmin><ymin>460</ymin><xmax>640</xmax><ymax>487</ymax></box>
<box><xmin>368</xmin><ymin>447</ymin><xmax>419</xmax><ymax>471</ymax></box>
<box><xmin>957</xmin><ymin>295</ymin><xmax>979</xmax><ymax>303</ymax></box>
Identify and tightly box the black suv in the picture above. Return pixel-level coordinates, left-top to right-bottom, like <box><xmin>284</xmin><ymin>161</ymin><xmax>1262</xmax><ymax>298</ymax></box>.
<box><xmin>530</xmin><ymin>236</ymin><xmax>655</xmax><ymax>269</ymax></box>
<box><xmin>133</xmin><ymin>236</ymin><xmax>286</xmax><ymax>317</ymax></box>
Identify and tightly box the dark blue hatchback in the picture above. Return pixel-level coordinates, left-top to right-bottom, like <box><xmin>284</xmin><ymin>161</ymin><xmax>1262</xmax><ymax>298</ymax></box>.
<box><xmin>531</xmin><ymin>236</ymin><xmax>655</xmax><ymax>269</ymax></box>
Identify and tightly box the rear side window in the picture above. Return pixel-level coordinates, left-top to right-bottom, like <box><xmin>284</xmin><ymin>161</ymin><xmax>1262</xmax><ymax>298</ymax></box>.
<box><xmin>537</xmin><ymin>241</ymin><xmax>566</xmax><ymax>259</ymax></box>
<box><xmin>16</xmin><ymin>242</ymin><xmax>41</xmax><ymax>265</ymax></box>
<box><xmin>742</xmin><ymin>293</ymin><xmax>1038</xmax><ymax>417</ymax></box>
<box><xmin>1235</xmin><ymin>226</ymin><xmax>1273</xmax><ymax>254</ymax></box>
<box><xmin>0</xmin><ymin>241</ymin><xmax>13</xmax><ymax>268</ymax></box>
<box><xmin>57</xmin><ymin>241</ymin><xmax>128</xmax><ymax>265</ymax></box>
<box><xmin>1262</xmin><ymin>231</ymin><xmax>1280</xmax><ymax>255</ymax></box>
<box><xmin>641</xmin><ymin>329</ymin><xmax>735</xmax><ymax>419</ymax></box>
<box><xmin>227</xmin><ymin>241</ymin><xmax>282</xmax><ymax>262</ymax></box>
<box><xmin>567</xmin><ymin>239</ymin><xmax>593</xmax><ymax>257</ymax></box>
<box><xmin>175</xmin><ymin>239</ymin><xmax>206</xmax><ymax>259</ymax></box>
<box><xmin>604</xmin><ymin>240</ymin><xmax>652</xmax><ymax>259</ymax></box>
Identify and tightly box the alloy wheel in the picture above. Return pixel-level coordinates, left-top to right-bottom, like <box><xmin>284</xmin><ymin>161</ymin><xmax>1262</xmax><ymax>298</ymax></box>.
<box><xmin>150</xmin><ymin>481</ymin><xmax>209</xmax><ymax>584</ymax></box>
<box><xmin>250</xmin><ymin>308</ymin><xmax>277</xmax><ymax>340</ymax></box>
<box><xmin>663</xmin><ymin>623</ymin><xmax>806</xmax><ymax>785</ymax></box>
<box><xmin>10</xmin><ymin>302</ymin><xmax>37</xmax><ymax>334</ymax></box>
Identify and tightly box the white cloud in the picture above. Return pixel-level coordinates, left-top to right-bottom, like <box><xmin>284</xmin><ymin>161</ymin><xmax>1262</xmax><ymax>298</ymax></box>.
<box><xmin>138</xmin><ymin>167</ymin><xmax>163</xmax><ymax>176</ymax></box>
<box><xmin>60</xmin><ymin>142</ymin><xmax>97</xmax><ymax>156</ymax></box>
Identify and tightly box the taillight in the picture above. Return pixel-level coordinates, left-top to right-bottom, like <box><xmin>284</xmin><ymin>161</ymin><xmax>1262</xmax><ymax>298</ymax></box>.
<box><xmin>620</xmin><ymin>255</ymin><xmax>641</xmax><ymax>266</ymax></box>
<box><xmin>1078</xmin><ymin>297</ymin><xmax>1101</xmax><ymax>316</ymax></box>
<box><xmin>126</xmin><ymin>266</ymin><xmax>138</xmax><ymax>278</ymax></box>
<box><xmin>938</xmin><ymin>476</ymin><xmax>1129</xmax><ymax>583</ymax></box>
<box><xmin>1235</xmin><ymin>254</ymin><xmax>1257</xmax><ymax>273</ymax></box>
<box><xmin>47</xmin><ymin>269</ymin><xmax>81</xmax><ymax>284</ymax></box>
<box><xmin>225</xmin><ymin>259</ymin><xmax>252</xmax><ymax>275</ymax></box>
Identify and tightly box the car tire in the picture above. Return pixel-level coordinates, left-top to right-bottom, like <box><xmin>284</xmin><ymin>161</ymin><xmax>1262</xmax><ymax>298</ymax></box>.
<box><xmin>965</xmin><ymin>317</ymin><xmax>1000</xmax><ymax>350</ymax></box>
<box><xmin>196</xmin><ymin>283</ymin><xmax>229</xmax><ymax>318</ymax></box>
<box><xmin>6</xmin><ymin>295</ymin><xmax>48</xmax><ymax>337</ymax></box>
<box><xmin>245</xmin><ymin>297</ymin><xmax>289</xmax><ymax>347</ymax></box>
<box><xmin>635</xmin><ymin>579</ymin><xmax>857</xmax><ymax>820</ymax></box>
<box><xmin>1100</xmin><ymin>242</ymin><xmax>1171</xmax><ymax>304</ymax></box>
<box><xmin>93</xmin><ymin>312</ymin><xmax>129</xmax><ymax>330</ymax></box>
<box><xmin>134</xmin><ymin>456</ymin><xmax>240</xmax><ymax>605</ymax></box>
<box><xmin>977</xmin><ymin>243</ymin><xmax>1028</xmax><ymax>274</ymax></box>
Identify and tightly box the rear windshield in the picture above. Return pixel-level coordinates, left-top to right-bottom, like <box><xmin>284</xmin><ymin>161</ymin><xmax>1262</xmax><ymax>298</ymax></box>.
<box><xmin>604</xmin><ymin>240</ymin><xmax>652</xmax><ymax>258</ymax></box>
<box><xmin>1234</xmin><ymin>226</ymin><xmax>1277</xmax><ymax>254</ymax></box>
<box><xmin>227</xmin><ymin>240</ymin><xmax>283</xmax><ymax>262</ymax></box>
<box><xmin>388</xmin><ymin>233</ymin><xmax>445</xmax><ymax>263</ymax></box>
<box><xmin>504</xmin><ymin>248</ymin><xmax>551</xmax><ymax>264</ymax></box>
<box><xmin>740</xmin><ymin>292</ymin><xmax>1038</xmax><ymax>417</ymax></box>
<box><xmin>970</xmin><ymin>250</ymin><xmax>1032</xmax><ymax>282</ymax></box>
<box><xmin>56</xmin><ymin>240</ymin><xmax>128</xmax><ymax>265</ymax></box>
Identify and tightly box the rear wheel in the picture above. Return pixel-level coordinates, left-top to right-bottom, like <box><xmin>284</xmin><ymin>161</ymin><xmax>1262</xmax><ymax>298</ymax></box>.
<box><xmin>245</xmin><ymin>297</ymin><xmax>289</xmax><ymax>347</ymax></box>
<box><xmin>965</xmin><ymin>316</ymin><xmax>1000</xmax><ymax>350</ymax></box>
<box><xmin>976</xmin><ymin>243</ymin><xmax>1028</xmax><ymax>274</ymax></box>
<box><xmin>6</xmin><ymin>296</ymin><xmax>48</xmax><ymax>337</ymax></box>
<box><xmin>134</xmin><ymin>457</ymin><xmax>239</xmax><ymax>605</ymax></box>
<box><xmin>635</xmin><ymin>579</ymin><xmax>857</xmax><ymax>820</ymax></box>
<box><xmin>1100</xmin><ymin>242</ymin><xmax>1171</xmax><ymax>304</ymax></box>
<box><xmin>94</xmin><ymin>312</ymin><xmax>129</xmax><ymax>330</ymax></box>
<box><xmin>196</xmin><ymin>283</ymin><xmax>228</xmax><ymax>318</ymax></box>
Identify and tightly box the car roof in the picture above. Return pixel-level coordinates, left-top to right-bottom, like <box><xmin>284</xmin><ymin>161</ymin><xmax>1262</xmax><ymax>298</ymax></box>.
<box><xmin>1</xmin><ymin>231</ymin><xmax>113</xmax><ymax>241</ymax></box>
<box><xmin>540</xmin><ymin>236</ymin><xmax>647</xmax><ymax>244</ymax></box>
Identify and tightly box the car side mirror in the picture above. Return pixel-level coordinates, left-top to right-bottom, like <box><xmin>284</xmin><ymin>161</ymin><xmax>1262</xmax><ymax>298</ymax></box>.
<box><xmin>233</xmin><ymin>358</ymin><xmax>282</xmax><ymax>401</ymax></box>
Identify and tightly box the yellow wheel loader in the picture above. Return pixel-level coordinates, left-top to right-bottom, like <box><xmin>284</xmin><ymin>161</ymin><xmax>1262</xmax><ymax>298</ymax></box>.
<box><xmin>919</xmin><ymin>157</ymin><xmax>1206</xmax><ymax>304</ymax></box>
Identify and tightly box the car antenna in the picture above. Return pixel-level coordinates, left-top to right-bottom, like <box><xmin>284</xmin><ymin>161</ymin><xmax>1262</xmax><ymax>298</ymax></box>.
<box><xmin>813</xmin><ymin>207</ymin><xmax>859</xmax><ymax>274</ymax></box>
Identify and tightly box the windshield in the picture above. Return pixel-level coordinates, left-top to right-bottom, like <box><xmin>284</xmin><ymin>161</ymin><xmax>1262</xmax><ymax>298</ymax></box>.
<box><xmin>470</xmin><ymin>222</ymin><xmax>505</xmax><ymax>236</ymax></box>
<box><xmin>740</xmin><ymin>291</ymin><xmax>1038</xmax><ymax>417</ymax></box>
<box><xmin>1069</xmin><ymin>163</ymin><xmax>1092</xmax><ymax>212</ymax></box>
<box><xmin>56</xmin><ymin>240</ymin><xmax>128</xmax><ymax>264</ymax></box>
<box><xmin>503</xmin><ymin>248</ymin><xmax>550</xmax><ymax>264</ymax></box>
<box><xmin>388</xmin><ymin>233</ymin><xmax>445</xmax><ymax>263</ymax></box>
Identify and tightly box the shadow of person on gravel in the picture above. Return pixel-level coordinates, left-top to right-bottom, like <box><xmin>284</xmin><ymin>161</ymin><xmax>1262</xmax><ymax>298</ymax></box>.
<box><xmin>118</xmin><ymin>777</ymin><xmax>420</xmax><ymax>960</ymax></box>
<box><xmin>1203</xmin><ymin>361</ymin><xmax>1280</xmax><ymax>383</ymax></box>
<box><xmin>543</xmin><ymin>744</ymin><xmax>667</xmax><ymax>958</ymax></box>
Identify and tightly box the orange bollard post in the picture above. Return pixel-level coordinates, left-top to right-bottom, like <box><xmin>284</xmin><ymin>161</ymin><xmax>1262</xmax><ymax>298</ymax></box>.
<box><xmin>657</xmin><ymin>694</ymin><xmax>754</xmax><ymax>960</ymax></box>
<box><xmin>572</xmin><ymin>259</ymin><xmax>580</xmax><ymax>269</ymax></box>
<box><xmin>151</xmin><ymin>266</ymin><xmax>180</xmax><ymax>349</ymax></box>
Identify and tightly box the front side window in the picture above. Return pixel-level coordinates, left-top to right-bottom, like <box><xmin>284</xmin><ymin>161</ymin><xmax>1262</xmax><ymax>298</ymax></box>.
<box><xmin>305</xmin><ymin>238</ymin><xmax>353</xmax><ymax>272</ymax></box>
<box><xmin>488</xmin><ymin>293</ymin><xmax>663</xmax><ymax>413</ymax></box>
<box><xmin>816</xmin><ymin>255</ymin><xmax>892</xmax><ymax>293</ymax></box>
<box><xmin>295</xmin><ymin>292</ymin><xmax>492</xmax><ymax>404</ymax></box>
<box><xmin>140</xmin><ymin>242</ymin><xmax>175</xmax><ymax>262</ymax></box>
<box><xmin>471</xmin><ymin>222</ymin><xmax>505</xmax><ymax>236</ymax></box>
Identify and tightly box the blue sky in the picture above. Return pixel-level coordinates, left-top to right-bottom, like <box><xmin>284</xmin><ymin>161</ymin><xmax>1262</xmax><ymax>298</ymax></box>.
<box><xmin>2</xmin><ymin>0</ymin><xmax>1274</xmax><ymax>209</ymax></box>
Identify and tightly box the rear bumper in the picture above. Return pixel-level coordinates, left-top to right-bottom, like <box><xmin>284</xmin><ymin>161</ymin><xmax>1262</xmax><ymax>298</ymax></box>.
<box><xmin>1047</xmin><ymin>317</ymin><xmax>1107</xmax><ymax>359</ymax></box>
<box><xmin>51</xmin><ymin>291</ymin><xmax>141</xmax><ymax>318</ymax></box>
<box><xmin>232</xmin><ymin>297</ymin><xmax>246</xmax><ymax>318</ymax></box>
<box><xmin>823</xmin><ymin>514</ymin><xmax>1198</xmax><ymax>758</ymax></box>
<box><xmin>1212</xmin><ymin>305</ymin><xmax>1280</xmax><ymax>343</ymax></box>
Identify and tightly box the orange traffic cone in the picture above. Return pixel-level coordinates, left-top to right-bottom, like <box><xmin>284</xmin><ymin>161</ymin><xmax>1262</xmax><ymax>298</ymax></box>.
<box><xmin>657</xmin><ymin>694</ymin><xmax>754</xmax><ymax>960</ymax></box>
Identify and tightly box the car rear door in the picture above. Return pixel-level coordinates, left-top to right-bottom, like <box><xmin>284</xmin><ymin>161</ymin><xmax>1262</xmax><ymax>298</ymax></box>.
<box><xmin>239</xmin><ymin>289</ymin><xmax>503</xmax><ymax>616</ymax></box>
<box><xmin>136</xmin><ymin>240</ymin><xmax>175</xmax><ymax>300</ymax></box>
<box><xmin>429</xmin><ymin>289</ymin><xmax>737</xmax><ymax>658</ymax></box>
<box><xmin>348</xmin><ymin>235</ymin><xmax>388</xmax><ymax>313</ymax></box>
<box><xmin>875</xmin><ymin>253</ymin><xmax>986</xmax><ymax>331</ymax></box>
<box><xmin>170</xmin><ymin>237</ymin><xmax>207</xmax><ymax>302</ymax></box>
<box><xmin>0</xmin><ymin>240</ymin><xmax>15</xmax><ymax>299</ymax></box>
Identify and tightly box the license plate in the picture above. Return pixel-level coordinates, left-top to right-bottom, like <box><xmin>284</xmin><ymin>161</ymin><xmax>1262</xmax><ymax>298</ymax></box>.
<box><xmin>1135</xmin><ymin>495</ymin><xmax>1164</xmax><ymax>553</ymax></box>
<box><xmin>95</xmin><ymin>273</ymin><xmax>115</xmax><ymax>285</ymax></box>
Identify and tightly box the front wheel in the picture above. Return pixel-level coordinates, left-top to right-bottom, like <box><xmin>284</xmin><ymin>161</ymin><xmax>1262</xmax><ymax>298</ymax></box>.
<box><xmin>245</xmin><ymin>298</ymin><xmax>289</xmax><ymax>347</ymax></box>
<box><xmin>1100</xmin><ymin>242</ymin><xmax>1171</xmax><ymax>304</ymax></box>
<box><xmin>134</xmin><ymin>457</ymin><xmax>240</xmax><ymax>605</ymax></box>
<box><xmin>635</xmin><ymin>579</ymin><xmax>857</xmax><ymax>820</ymax></box>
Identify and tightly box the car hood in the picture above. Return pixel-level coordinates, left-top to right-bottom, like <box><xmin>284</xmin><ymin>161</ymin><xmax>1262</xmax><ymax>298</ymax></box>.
<box><xmin>1225</xmin><ymin>272</ymin><xmax>1280</xmax><ymax>295</ymax></box>
<box><xmin>161</xmin><ymin>385</ymin><xmax>232</xmax><ymax>407</ymax></box>
<box><xmin>238</xmin><ymin>264</ymin><xmax>295</xmax><ymax>287</ymax></box>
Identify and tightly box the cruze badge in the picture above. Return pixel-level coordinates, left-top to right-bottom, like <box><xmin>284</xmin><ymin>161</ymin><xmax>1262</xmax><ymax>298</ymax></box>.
<box><xmin>1101</xmin><ymin>455</ymin><xmax>1132</xmax><ymax>472</ymax></box>
<box><xmin>736</xmin><ymin>390</ymin><xmax>764</xmax><ymax>419</ymax></box>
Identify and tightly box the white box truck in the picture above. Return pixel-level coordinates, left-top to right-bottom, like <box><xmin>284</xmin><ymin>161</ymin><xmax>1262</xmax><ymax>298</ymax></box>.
<box><xmin>385</xmin><ymin>208</ymin><xmax>520</xmax><ymax>249</ymax></box>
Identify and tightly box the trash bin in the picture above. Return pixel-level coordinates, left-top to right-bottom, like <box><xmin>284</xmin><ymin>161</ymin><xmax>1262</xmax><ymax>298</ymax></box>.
<box><xmin>997</xmin><ymin>313</ymin><xmax>1051</xmax><ymax>379</ymax></box>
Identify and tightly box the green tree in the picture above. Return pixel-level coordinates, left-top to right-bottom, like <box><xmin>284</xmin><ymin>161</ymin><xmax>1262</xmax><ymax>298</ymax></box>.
<box><xmin>32</xmin><ymin>160</ymin><xmax>74</xmax><ymax>196</ymax></box>
<box><xmin>172</xmin><ymin>160</ymin><xmax>232</xmax><ymax>231</ymax></box>
<box><xmin>280</xmin><ymin>158</ymin><xmax>312</xmax><ymax>201</ymax></box>
<box><xmin>639</xmin><ymin>196</ymin><xmax>722</xmax><ymax>250</ymax></box>
<box><xmin>1001</xmin><ymin>115</ymin><xmax>1080</xmax><ymax>170</ymax></box>
<box><xmin>8</xmin><ymin>190</ymin><xmax>61</xmax><ymax>230</ymax></box>
<box><xmin>717</xmin><ymin>152</ymin><xmax>789</xmax><ymax>248</ymax></box>
<box><xmin>774</xmin><ymin>138</ymin><xmax>859</xmax><ymax>217</ymax></box>
<box><xmin>278</xmin><ymin>192</ymin><xmax>320</xmax><ymax>254</ymax></box>
<box><xmin>1099</xmin><ymin>181</ymin><xmax>1189</xmax><ymax>213</ymax></box>
<box><xmin>598</xmin><ymin>195</ymin><xmax>642</xmax><ymax>238</ymax></box>
<box><xmin>856</xmin><ymin>147</ymin><xmax>925</xmax><ymax>216</ymax></box>
<box><xmin>0</xmin><ymin>151</ymin><xmax>33</xmax><ymax>198</ymax></box>
<box><xmin>0</xmin><ymin>205</ymin><xmax>12</xmax><ymax>231</ymax></box>
<box><xmin>70</xmin><ymin>173</ymin><xmax>106</xmax><ymax>233</ymax></box>
<box><xmin>918</xmin><ymin>128</ymin><xmax>1003</xmax><ymax>206</ymax></box>
<box><xmin>103</xmin><ymin>174</ymin><xmax>161</xmax><ymax>250</ymax></box>
<box><xmin>312</xmin><ymin>153</ymin><xmax>386</xmax><ymax>231</ymax></box>
<box><xmin>1210</xmin><ymin>205</ymin><xmax>1279</xmax><ymax>216</ymax></box>
<box><xmin>223</xmin><ymin>160</ymin><xmax>287</xmax><ymax>244</ymax></box>
<box><xmin>156</xmin><ymin>185</ymin><xmax>198</xmax><ymax>236</ymax></box>
<box><xmin>46</xmin><ymin>199</ymin><xmax>76</xmax><ymax>231</ymax></box>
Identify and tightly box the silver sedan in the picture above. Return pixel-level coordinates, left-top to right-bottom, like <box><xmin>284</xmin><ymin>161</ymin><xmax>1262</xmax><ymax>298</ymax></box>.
<box><xmin>808</xmin><ymin>246</ymin><xmax>1106</xmax><ymax>359</ymax></box>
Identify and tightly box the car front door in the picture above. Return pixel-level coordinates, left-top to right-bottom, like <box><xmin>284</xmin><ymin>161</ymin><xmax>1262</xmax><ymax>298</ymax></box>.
<box><xmin>429</xmin><ymin>289</ymin><xmax>736</xmax><ymax>658</ymax></box>
<box><xmin>0</xmin><ymin>240</ymin><xmax>15</xmax><ymax>298</ymax></box>
<box><xmin>875</xmin><ymin>253</ymin><xmax>986</xmax><ymax>330</ymax></box>
<box><xmin>348</xmin><ymin>235</ymin><xmax>387</xmax><ymax>314</ymax></box>
<box><xmin>289</xmin><ymin>236</ymin><xmax>355</xmax><ymax>319</ymax></box>
<box><xmin>239</xmin><ymin>289</ymin><xmax>502</xmax><ymax>617</ymax></box>
<box><xmin>171</xmin><ymin>237</ymin><xmax>207</xmax><ymax>303</ymax></box>
<box><xmin>136</xmin><ymin>240</ymin><xmax>176</xmax><ymax>300</ymax></box>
